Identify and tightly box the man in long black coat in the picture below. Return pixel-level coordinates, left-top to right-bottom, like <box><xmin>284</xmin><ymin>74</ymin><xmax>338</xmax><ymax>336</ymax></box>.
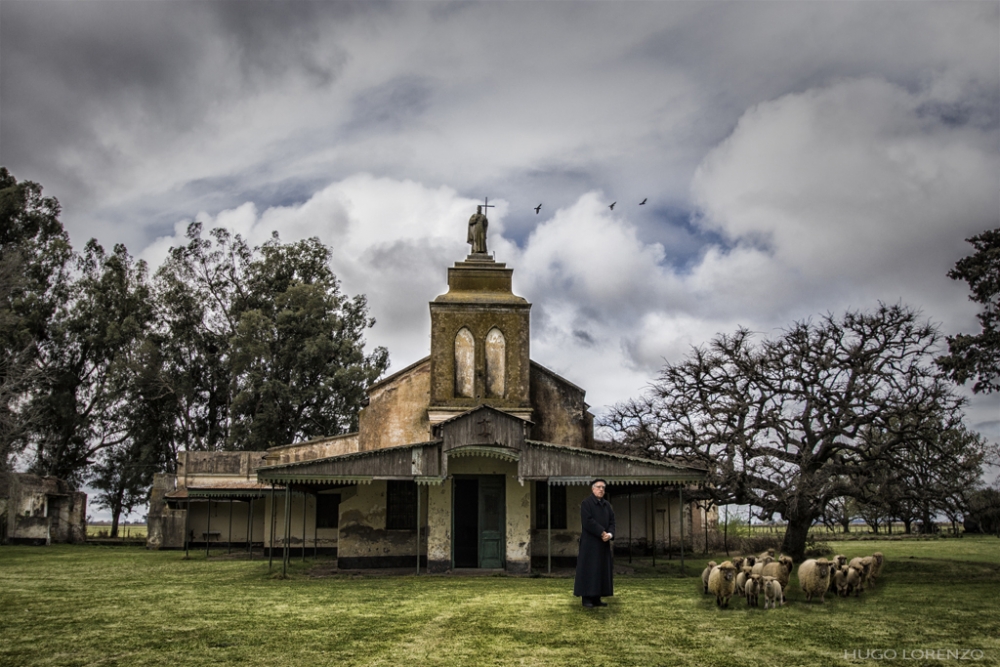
<box><xmin>573</xmin><ymin>479</ymin><xmax>615</xmax><ymax>608</ymax></box>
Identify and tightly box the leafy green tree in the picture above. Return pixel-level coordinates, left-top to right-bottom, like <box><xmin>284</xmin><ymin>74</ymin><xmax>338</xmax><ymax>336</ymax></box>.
<box><xmin>154</xmin><ymin>224</ymin><xmax>389</xmax><ymax>452</ymax></box>
<box><xmin>602</xmin><ymin>304</ymin><xmax>966</xmax><ymax>561</ymax></box>
<box><xmin>27</xmin><ymin>241</ymin><xmax>155</xmax><ymax>483</ymax></box>
<box><xmin>938</xmin><ymin>229</ymin><xmax>1000</xmax><ymax>394</ymax></box>
<box><xmin>0</xmin><ymin>168</ymin><xmax>73</xmax><ymax>471</ymax></box>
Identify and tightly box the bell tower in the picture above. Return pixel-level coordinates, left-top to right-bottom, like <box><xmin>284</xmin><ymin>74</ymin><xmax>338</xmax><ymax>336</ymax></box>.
<box><xmin>428</xmin><ymin>252</ymin><xmax>532</xmax><ymax>426</ymax></box>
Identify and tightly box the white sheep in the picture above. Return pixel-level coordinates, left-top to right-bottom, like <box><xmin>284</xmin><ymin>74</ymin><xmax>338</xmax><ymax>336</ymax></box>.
<box><xmin>762</xmin><ymin>575</ymin><xmax>784</xmax><ymax>609</ymax></box>
<box><xmin>701</xmin><ymin>560</ymin><xmax>718</xmax><ymax>594</ymax></box>
<box><xmin>833</xmin><ymin>566</ymin><xmax>851</xmax><ymax>597</ymax></box>
<box><xmin>745</xmin><ymin>573</ymin><xmax>763</xmax><ymax>607</ymax></box>
<box><xmin>798</xmin><ymin>558</ymin><xmax>833</xmax><ymax>603</ymax></box>
<box><xmin>707</xmin><ymin>560</ymin><xmax>738</xmax><ymax>608</ymax></box>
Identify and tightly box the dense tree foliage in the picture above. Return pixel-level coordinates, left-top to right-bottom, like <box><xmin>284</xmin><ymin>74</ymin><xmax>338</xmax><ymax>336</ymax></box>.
<box><xmin>1</xmin><ymin>169</ymin><xmax>389</xmax><ymax>520</ymax></box>
<box><xmin>154</xmin><ymin>224</ymin><xmax>389</xmax><ymax>451</ymax></box>
<box><xmin>0</xmin><ymin>168</ymin><xmax>73</xmax><ymax>472</ymax></box>
<box><xmin>938</xmin><ymin>229</ymin><xmax>1000</xmax><ymax>394</ymax></box>
<box><xmin>602</xmin><ymin>304</ymin><xmax>975</xmax><ymax>560</ymax></box>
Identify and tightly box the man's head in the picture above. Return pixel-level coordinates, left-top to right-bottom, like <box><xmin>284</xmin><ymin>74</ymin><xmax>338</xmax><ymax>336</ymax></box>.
<box><xmin>591</xmin><ymin>479</ymin><xmax>607</xmax><ymax>499</ymax></box>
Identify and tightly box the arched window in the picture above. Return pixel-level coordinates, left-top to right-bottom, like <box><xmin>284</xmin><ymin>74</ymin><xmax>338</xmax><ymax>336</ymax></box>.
<box><xmin>485</xmin><ymin>327</ymin><xmax>506</xmax><ymax>398</ymax></box>
<box><xmin>455</xmin><ymin>327</ymin><xmax>474</xmax><ymax>398</ymax></box>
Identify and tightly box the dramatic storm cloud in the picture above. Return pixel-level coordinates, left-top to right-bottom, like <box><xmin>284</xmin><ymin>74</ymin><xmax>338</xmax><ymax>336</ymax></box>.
<box><xmin>2</xmin><ymin>1</ymin><xmax>998</xmax><ymax>442</ymax></box>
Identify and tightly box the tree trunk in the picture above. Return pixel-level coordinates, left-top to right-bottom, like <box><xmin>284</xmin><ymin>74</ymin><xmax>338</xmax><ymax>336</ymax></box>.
<box><xmin>903</xmin><ymin>519</ymin><xmax>912</xmax><ymax>534</ymax></box>
<box><xmin>781</xmin><ymin>515</ymin><xmax>813</xmax><ymax>562</ymax></box>
<box><xmin>110</xmin><ymin>507</ymin><xmax>121</xmax><ymax>538</ymax></box>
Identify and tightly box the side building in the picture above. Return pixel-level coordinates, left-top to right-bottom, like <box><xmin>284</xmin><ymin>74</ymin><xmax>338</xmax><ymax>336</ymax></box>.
<box><xmin>0</xmin><ymin>472</ymin><xmax>87</xmax><ymax>545</ymax></box>
<box><xmin>148</xmin><ymin>246</ymin><xmax>710</xmax><ymax>572</ymax></box>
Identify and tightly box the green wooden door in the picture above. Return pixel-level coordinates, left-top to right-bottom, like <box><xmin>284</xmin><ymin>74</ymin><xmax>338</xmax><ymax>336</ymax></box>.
<box><xmin>478</xmin><ymin>476</ymin><xmax>505</xmax><ymax>568</ymax></box>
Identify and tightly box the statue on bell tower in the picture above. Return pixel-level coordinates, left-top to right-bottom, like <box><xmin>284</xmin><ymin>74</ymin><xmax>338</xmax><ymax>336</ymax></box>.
<box><xmin>467</xmin><ymin>200</ymin><xmax>491</xmax><ymax>254</ymax></box>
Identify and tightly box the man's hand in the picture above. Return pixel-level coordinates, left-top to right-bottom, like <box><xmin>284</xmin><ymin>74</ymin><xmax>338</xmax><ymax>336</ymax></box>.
<box><xmin>601</xmin><ymin>531</ymin><xmax>612</xmax><ymax>542</ymax></box>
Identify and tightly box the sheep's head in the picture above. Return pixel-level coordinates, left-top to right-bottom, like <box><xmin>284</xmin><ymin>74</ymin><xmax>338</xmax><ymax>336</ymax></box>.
<box><xmin>872</xmin><ymin>552</ymin><xmax>884</xmax><ymax>567</ymax></box>
<box><xmin>746</xmin><ymin>556</ymin><xmax>756</xmax><ymax>568</ymax></box>
<box><xmin>732</xmin><ymin>557</ymin><xmax>745</xmax><ymax>571</ymax></box>
<box><xmin>718</xmin><ymin>561</ymin><xmax>737</xmax><ymax>581</ymax></box>
<box><xmin>778</xmin><ymin>555</ymin><xmax>794</xmax><ymax>572</ymax></box>
<box><xmin>833</xmin><ymin>555</ymin><xmax>847</xmax><ymax>568</ymax></box>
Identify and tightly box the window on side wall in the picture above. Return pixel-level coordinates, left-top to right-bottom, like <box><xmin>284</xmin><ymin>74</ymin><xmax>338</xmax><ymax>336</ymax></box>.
<box><xmin>316</xmin><ymin>494</ymin><xmax>341</xmax><ymax>529</ymax></box>
<box><xmin>535</xmin><ymin>482</ymin><xmax>567</xmax><ymax>529</ymax></box>
<box><xmin>386</xmin><ymin>481</ymin><xmax>417</xmax><ymax>530</ymax></box>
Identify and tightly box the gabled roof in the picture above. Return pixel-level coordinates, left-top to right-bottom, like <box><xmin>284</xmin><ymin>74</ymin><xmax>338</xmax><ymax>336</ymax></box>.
<box><xmin>432</xmin><ymin>404</ymin><xmax>533</xmax><ymax>431</ymax></box>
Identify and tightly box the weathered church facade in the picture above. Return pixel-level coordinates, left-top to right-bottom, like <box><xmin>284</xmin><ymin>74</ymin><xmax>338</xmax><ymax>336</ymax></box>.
<box><xmin>148</xmin><ymin>223</ymin><xmax>709</xmax><ymax>573</ymax></box>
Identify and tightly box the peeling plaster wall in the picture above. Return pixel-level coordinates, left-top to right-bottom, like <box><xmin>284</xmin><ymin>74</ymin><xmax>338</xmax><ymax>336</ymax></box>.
<box><xmin>425</xmin><ymin>480</ymin><xmax>451</xmax><ymax>572</ymax></box>
<box><xmin>336</xmin><ymin>483</ymin><xmax>427</xmax><ymax>567</ymax></box>
<box><xmin>0</xmin><ymin>473</ymin><xmax>86</xmax><ymax>545</ymax></box>
<box><xmin>358</xmin><ymin>359</ymin><xmax>433</xmax><ymax>452</ymax></box>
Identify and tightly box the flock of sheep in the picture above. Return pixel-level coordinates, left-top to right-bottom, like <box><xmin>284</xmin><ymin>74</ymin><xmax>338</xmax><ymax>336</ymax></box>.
<box><xmin>702</xmin><ymin>549</ymin><xmax>886</xmax><ymax>609</ymax></box>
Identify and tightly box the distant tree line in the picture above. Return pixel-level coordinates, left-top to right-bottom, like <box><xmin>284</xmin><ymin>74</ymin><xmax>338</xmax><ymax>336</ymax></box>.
<box><xmin>0</xmin><ymin>168</ymin><xmax>389</xmax><ymax>536</ymax></box>
<box><xmin>603</xmin><ymin>231</ymin><xmax>1000</xmax><ymax>560</ymax></box>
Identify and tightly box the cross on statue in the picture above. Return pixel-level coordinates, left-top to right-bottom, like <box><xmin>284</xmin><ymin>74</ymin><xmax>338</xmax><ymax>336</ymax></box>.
<box><xmin>481</xmin><ymin>197</ymin><xmax>495</xmax><ymax>214</ymax></box>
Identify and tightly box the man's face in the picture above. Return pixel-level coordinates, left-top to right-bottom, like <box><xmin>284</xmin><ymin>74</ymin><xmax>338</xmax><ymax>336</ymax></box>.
<box><xmin>592</xmin><ymin>481</ymin><xmax>606</xmax><ymax>499</ymax></box>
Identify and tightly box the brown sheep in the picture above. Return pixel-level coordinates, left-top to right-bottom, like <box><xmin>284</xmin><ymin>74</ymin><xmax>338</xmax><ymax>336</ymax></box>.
<box><xmin>701</xmin><ymin>561</ymin><xmax>718</xmax><ymax>594</ymax></box>
<box><xmin>848</xmin><ymin>557</ymin><xmax>872</xmax><ymax>592</ymax></box>
<box><xmin>833</xmin><ymin>566</ymin><xmax>851</xmax><ymax>597</ymax></box>
<box><xmin>798</xmin><ymin>558</ymin><xmax>833</xmax><ymax>603</ymax></box>
<box><xmin>761</xmin><ymin>555</ymin><xmax>794</xmax><ymax>590</ymax></box>
<box><xmin>870</xmin><ymin>552</ymin><xmax>885</xmax><ymax>585</ymax></box>
<box><xmin>735</xmin><ymin>565</ymin><xmax>753</xmax><ymax>597</ymax></box>
<box><xmin>751</xmin><ymin>555</ymin><xmax>774</xmax><ymax>576</ymax></box>
<box><xmin>707</xmin><ymin>560</ymin><xmax>738</xmax><ymax>608</ymax></box>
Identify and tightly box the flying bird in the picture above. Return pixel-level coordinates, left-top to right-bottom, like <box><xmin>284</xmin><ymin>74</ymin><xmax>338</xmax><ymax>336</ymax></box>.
<box><xmin>639</xmin><ymin>198</ymin><xmax>647</xmax><ymax>205</ymax></box>
<box><xmin>609</xmin><ymin>202</ymin><xmax>616</xmax><ymax>210</ymax></box>
<box><xmin>535</xmin><ymin>204</ymin><xmax>542</xmax><ymax>214</ymax></box>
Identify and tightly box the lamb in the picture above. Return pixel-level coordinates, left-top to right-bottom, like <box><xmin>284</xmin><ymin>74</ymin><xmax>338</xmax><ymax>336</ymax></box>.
<box><xmin>707</xmin><ymin>560</ymin><xmax>738</xmax><ymax>608</ymax></box>
<box><xmin>735</xmin><ymin>565</ymin><xmax>753</xmax><ymax>597</ymax></box>
<box><xmin>762</xmin><ymin>575</ymin><xmax>784</xmax><ymax>609</ymax></box>
<box><xmin>798</xmin><ymin>558</ymin><xmax>833</xmax><ymax>603</ymax></box>
<box><xmin>701</xmin><ymin>561</ymin><xmax>718</xmax><ymax>594</ymax></box>
<box><xmin>833</xmin><ymin>566</ymin><xmax>851</xmax><ymax>597</ymax></box>
<box><xmin>761</xmin><ymin>555</ymin><xmax>794</xmax><ymax>590</ymax></box>
<box><xmin>745</xmin><ymin>573</ymin><xmax>763</xmax><ymax>607</ymax></box>
<box><xmin>849</xmin><ymin>557</ymin><xmax>872</xmax><ymax>592</ymax></box>
<box><xmin>844</xmin><ymin>565</ymin><xmax>864</xmax><ymax>597</ymax></box>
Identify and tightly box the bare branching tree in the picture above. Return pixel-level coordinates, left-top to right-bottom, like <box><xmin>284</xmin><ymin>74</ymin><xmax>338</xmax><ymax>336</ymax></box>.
<box><xmin>602</xmin><ymin>304</ymin><xmax>968</xmax><ymax>560</ymax></box>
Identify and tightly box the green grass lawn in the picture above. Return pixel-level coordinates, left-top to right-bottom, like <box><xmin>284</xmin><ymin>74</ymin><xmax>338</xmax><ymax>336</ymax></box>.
<box><xmin>1</xmin><ymin>538</ymin><xmax>998</xmax><ymax>667</ymax></box>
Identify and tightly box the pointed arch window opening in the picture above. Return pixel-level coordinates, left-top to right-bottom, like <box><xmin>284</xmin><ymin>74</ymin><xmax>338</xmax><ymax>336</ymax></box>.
<box><xmin>455</xmin><ymin>327</ymin><xmax>475</xmax><ymax>398</ymax></box>
<box><xmin>485</xmin><ymin>327</ymin><xmax>506</xmax><ymax>398</ymax></box>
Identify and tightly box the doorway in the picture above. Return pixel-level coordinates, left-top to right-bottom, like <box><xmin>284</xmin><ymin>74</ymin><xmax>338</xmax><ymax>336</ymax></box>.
<box><xmin>452</xmin><ymin>475</ymin><xmax>505</xmax><ymax>569</ymax></box>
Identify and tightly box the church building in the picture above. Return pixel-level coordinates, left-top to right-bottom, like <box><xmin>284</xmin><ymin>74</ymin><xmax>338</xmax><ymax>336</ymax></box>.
<box><xmin>148</xmin><ymin>210</ymin><xmax>709</xmax><ymax>573</ymax></box>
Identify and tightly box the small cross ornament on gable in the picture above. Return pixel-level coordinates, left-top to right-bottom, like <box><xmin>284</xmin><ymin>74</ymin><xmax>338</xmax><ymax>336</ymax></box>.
<box><xmin>477</xmin><ymin>416</ymin><xmax>493</xmax><ymax>440</ymax></box>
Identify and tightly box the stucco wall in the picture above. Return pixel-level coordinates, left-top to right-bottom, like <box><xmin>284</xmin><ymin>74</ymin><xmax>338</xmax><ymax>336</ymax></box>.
<box><xmin>268</xmin><ymin>434</ymin><xmax>360</xmax><ymax>465</ymax></box>
<box><xmin>529</xmin><ymin>364</ymin><xmax>594</xmax><ymax>449</ymax></box>
<box><xmin>358</xmin><ymin>359</ymin><xmax>433</xmax><ymax>451</ymax></box>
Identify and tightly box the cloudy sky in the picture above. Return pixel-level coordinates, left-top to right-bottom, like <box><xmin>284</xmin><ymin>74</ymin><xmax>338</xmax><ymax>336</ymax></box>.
<box><xmin>2</xmin><ymin>0</ymin><xmax>998</xmax><ymax>449</ymax></box>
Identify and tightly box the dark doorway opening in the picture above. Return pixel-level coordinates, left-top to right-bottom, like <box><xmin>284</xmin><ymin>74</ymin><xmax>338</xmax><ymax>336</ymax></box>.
<box><xmin>453</xmin><ymin>478</ymin><xmax>479</xmax><ymax>567</ymax></box>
